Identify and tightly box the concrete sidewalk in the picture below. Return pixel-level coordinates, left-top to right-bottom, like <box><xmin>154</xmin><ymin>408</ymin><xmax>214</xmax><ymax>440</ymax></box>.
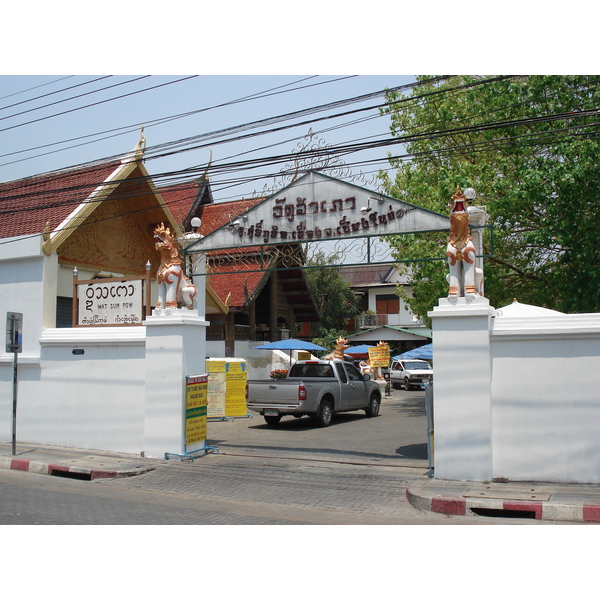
<box><xmin>407</xmin><ymin>478</ymin><xmax>600</xmax><ymax>523</ymax></box>
<box><xmin>0</xmin><ymin>442</ymin><xmax>159</xmax><ymax>480</ymax></box>
<box><xmin>3</xmin><ymin>441</ymin><xmax>600</xmax><ymax>523</ymax></box>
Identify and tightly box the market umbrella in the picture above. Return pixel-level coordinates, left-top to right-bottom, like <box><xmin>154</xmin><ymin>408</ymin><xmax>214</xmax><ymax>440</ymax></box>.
<box><xmin>254</xmin><ymin>338</ymin><xmax>328</xmax><ymax>362</ymax></box>
<box><xmin>393</xmin><ymin>343</ymin><xmax>433</xmax><ymax>361</ymax></box>
<box><xmin>345</xmin><ymin>344</ymin><xmax>375</xmax><ymax>356</ymax></box>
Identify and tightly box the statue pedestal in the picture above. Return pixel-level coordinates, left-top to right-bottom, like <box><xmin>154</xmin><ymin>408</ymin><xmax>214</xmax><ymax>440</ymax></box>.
<box><xmin>143</xmin><ymin>310</ymin><xmax>208</xmax><ymax>458</ymax></box>
<box><xmin>428</xmin><ymin>296</ymin><xmax>495</xmax><ymax>481</ymax></box>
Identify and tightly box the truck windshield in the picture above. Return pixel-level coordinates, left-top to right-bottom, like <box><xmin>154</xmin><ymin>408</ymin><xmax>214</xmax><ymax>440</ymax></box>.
<box><xmin>404</xmin><ymin>361</ymin><xmax>431</xmax><ymax>370</ymax></box>
<box><xmin>289</xmin><ymin>364</ymin><xmax>335</xmax><ymax>378</ymax></box>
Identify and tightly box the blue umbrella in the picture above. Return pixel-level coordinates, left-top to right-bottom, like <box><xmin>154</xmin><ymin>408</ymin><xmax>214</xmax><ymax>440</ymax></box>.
<box><xmin>345</xmin><ymin>344</ymin><xmax>375</xmax><ymax>355</ymax></box>
<box><xmin>393</xmin><ymin>343</ymin><xmax>433</xmax><ymax>361</ymax></box>
<box><xmin>254</xmin><ymin>339</ymin><xmax>328</xmax><ymax>352</ymax></box>
<box><xmin>254</xmin><ymin>338</ymin><xmax>328</xmax><ymax>363</ymax></box>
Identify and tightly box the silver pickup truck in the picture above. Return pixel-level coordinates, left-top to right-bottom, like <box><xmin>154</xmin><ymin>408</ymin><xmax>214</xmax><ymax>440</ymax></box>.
<box><xmin>246</xmin><ymin>359</ymin><xmax>382</xmax><ymax>427</ymax></box>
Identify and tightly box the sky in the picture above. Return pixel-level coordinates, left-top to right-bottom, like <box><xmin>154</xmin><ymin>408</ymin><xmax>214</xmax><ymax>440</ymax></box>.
<box><xmin>0</xmin><ymin>74</ymin><xmax>417</xmax><ymax>202</ymax></box>
<box><xmin>2</xmin><ymin>2</ymin><xmax>595</xmax><ymax>206</ymax></box>
<box><xmin>1</xmin><ymin>3</ymin><xmax>591</xmax><ymax>570</ymax></box>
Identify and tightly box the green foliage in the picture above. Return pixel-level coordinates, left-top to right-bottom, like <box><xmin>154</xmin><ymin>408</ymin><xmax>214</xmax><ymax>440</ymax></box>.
<box><xmin>304</xmin><ymin>251</ymin><xmax>362</xmax><ymax>329</ymax></box>
<box><xmin>379</xmin><ymin>75</ymin><xmax>600</xmax><ymax>315</ymax></box>
<box><xmin>311</xmin><ymin>327</ymin><xmax>349</xmax><ymax>357</ymax></box>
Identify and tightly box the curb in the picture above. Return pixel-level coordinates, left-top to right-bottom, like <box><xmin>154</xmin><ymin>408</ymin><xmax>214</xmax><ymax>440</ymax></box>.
<box><xmin>406</xmin><ymin>487</ymin><xmax>600</xmax><ymax>523</ymax></box>
<box><xmin>0</xmin><ymin>456</ymin><xmax>155</xmax><ymax>480</ymax></box>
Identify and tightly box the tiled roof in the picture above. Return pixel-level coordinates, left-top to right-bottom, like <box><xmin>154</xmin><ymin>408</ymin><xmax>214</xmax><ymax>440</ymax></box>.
<box><xmin>208</xmin><ymin>257</ymin><xmax>269</xmax><ymax>310</ymax></box>
<box><xmin>197</xmin><ymin>197</ymin><xmax>264</xmax><ymax>236</ymax></box>
<box><xmin>0</xmin><ymin>160</ymin><xmax>122</xmax><ymax>239</ymax></box>
<box><xmin>339</xmin><ymin>264</ymin><xmax>395</xmax><ymax>286</ymax></box>
<box><xmin>158</xmin><ymin>181</ymin><xmax>200</xmax><ymax>225</ymax></box>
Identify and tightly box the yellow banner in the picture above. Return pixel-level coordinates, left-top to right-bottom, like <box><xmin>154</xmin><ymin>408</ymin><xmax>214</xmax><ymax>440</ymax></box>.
<box><xmin>186</xmin><ymin>375</ymin><xmax>207</xmax><ymax>445</ymax></box>
<box><xmin>368</xmin><ymin>345</ymin><xmax>390</xmax><ymax>367</ymax></box>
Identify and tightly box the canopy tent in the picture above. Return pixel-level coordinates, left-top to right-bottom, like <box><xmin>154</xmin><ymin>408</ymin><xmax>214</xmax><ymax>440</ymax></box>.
<box><xmin>345</xmin><ymin>344</ymin><xmax>375</xmax><ymax>358</ymax></box>
<box><xmin>254</xmin><ymin>338</ymin><xmax>328</xmax><ymax>362</ymax></box>
<box><xmin>393</xmin><ymin>343</ymin><xmax>433</xmax><ymax>361</ymax></box>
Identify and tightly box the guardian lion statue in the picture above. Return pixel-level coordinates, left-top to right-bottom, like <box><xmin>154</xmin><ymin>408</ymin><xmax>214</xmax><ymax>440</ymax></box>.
<box><xmin>446</xmin><ymin>187</ymin><xmax>483</xmax><ymax>298</ymax></box>
<box><xmin>153</xmin><ymin>223</ymin><xmax>197</xmax><ymax>312</ymax></box>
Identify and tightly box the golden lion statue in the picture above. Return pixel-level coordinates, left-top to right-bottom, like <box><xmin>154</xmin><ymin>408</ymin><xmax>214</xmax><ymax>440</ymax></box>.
<box><xmin>154</xmin><ymin>223</ymin><xmax>197</xmax><ymax>312</ymax></box>
<box><xmin>332</xmin><ymin>337</ymin><xmax>349</xmax><ymax>360</ymax></box>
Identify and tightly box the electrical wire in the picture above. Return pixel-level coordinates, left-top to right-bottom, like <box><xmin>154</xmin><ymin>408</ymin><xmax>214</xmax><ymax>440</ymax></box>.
<box><xmin>0</xmin><ymin>75</ymin><xmax>356</xmax><ymax>166</ymax></box>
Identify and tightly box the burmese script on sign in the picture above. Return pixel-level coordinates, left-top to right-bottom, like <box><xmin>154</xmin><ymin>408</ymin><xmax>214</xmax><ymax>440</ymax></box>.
<box><xmin>78</xmin><ymin>280</ymin><xmax>143</xmax><ymax>326</ymax></box>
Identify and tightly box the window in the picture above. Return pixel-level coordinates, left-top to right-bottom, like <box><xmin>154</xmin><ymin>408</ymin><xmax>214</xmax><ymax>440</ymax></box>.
<box><xmin>376</xmin><ymin>294</ymin><xmax>399</xmax><ymax>314</ymax></box>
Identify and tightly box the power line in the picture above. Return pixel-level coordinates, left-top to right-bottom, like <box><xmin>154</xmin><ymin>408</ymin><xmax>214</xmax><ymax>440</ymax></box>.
<box><xmin>0</xmin><ymin>76</ymin><xmax>198</xmax><ymax>134</ymax></box>
<box><xmin>0</xmin><ymin>75</ymin><xmax>112</xmax><ymax>113</ymax></box>
<box><xmin>0</xmin><ymin>75</ymin><xmax>357</xmax><ymax>167</ymax></box>
<box><xmin>0</xmin><ymin>76</ymin><xmax>150</xmax><ymax>123</ymax></box>
<box><xmin>0</xmin><ymin>76</ymin><xmax>74</xmax><ymax>102</ymax></box>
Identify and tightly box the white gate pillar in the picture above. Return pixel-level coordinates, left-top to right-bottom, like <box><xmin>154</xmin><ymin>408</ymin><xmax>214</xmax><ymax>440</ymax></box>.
<box><xmin>429</xmin><ymin>296</ymin><xmax>495</xmax><ymax>481</ymax></box>
<box><xmin>144</xmin><ymin>310</ymin><xmax>207</xmax><ymax>458</ymax></box>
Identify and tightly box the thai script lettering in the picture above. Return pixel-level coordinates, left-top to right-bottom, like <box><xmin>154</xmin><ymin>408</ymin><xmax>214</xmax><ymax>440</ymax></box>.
<box><xmin>232</xmin><ymin>202</ymin><xmax>415</xmax><ymax>243</ymax></box>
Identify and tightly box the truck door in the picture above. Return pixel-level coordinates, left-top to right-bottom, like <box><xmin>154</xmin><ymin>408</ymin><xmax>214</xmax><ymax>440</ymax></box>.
<box><xmin>333</xmin><ymin>362</ymin><xmax>352</xmax><ymax>409</ymax></box>
<box><xmin>344</xmin><ymin>362</ymin><xmax>368</xmax><ymax>408</ymax></box>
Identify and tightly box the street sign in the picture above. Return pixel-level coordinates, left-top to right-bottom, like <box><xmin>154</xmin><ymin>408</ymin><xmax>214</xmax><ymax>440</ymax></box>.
<box><xmin>6</xmin><ymin>312</ymin><xmax>22</xmax><ymax>353</ymax></box>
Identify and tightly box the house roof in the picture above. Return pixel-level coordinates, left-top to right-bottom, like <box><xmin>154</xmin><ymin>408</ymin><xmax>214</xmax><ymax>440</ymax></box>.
<box><xmin>0</xmin><ymin>160</ymin><xmax>123</xmax><ymax>240</ymax></box>
<box><xmin>339</xmin><ymin>264</ymin><xmax>411</xmax><ymax>287</ymax></box>
<box><xmin>346</xmin><ymin>325</ymin><xmax>431</xmax><ymax>342</ymax></box>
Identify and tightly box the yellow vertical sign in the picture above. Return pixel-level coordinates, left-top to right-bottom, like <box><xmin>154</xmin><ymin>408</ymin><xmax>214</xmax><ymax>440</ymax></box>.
<box><xmin>207</xmin><ymin>360</ymin><xmax>248</xmax><ymax>418</ymax></box>
<box><xmin>186</xmin><ymin>375</ymin><xmax>207</xmax><ymax>447</ymax></box>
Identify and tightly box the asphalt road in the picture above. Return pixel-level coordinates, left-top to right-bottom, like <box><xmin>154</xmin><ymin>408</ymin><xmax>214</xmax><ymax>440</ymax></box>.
<box><xmin>207</xmin><ymin>384</ymin><xmax>431</xmax><ymax>467</ymax></box>
<box><xmin>0</xmin><ymin>387</ymin><xmax>551</xmax><ymax>526</ymax></box>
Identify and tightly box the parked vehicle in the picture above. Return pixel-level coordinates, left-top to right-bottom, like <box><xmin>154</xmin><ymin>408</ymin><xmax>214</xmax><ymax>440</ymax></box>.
<box><xmin>246</xmin><ymin>360</ymin><xmax>382</xmax><ymax>427</ymax></box>
<box><xmin>388</xmin><ymin>359</ymin><xmax>433</xmax><ymax>390</ymax></box>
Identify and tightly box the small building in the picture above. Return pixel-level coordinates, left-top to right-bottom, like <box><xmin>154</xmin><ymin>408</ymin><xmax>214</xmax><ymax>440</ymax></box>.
<box><xmin>339</xmin><ymin>264</ymin><xmax>430</xmax><ymax>353</ymax></box>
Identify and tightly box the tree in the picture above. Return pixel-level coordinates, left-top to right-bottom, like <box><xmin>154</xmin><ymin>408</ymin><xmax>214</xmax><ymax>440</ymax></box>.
<box><xmin>379</xmin><ymin>75</ymin><xmax>600</xmax><ymax>318</ymax></box>
<box><xmin>304</xmin><ymin>251</ymin><xmax>361</xmax><ymax>330</ymax></box>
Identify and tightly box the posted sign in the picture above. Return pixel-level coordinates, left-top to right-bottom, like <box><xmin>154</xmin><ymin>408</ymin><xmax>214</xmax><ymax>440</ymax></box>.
<box><xmin>185</xmin><ymin>375</ymin><xmax>208</xmax><ymax>453</ymax></box>
<box><xmin>206</xmin><ymin>360</ymin><xmax>248</xmax><ymax>418</ymax></box>
<box><xmin>368</xmin><ymin>344</ymin><xmax>391</xmax><ymax>368</ymax></box>
<box><xmin>77</xmin><ymin>279</ymin><xmax>143</xmax><ymax>326</ymax></box>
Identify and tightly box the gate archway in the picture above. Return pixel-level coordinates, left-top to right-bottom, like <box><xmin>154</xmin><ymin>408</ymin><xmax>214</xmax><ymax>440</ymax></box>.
<box><xmin>183</xmin><ymin>170</ymin><xmax>488</xmax><ymax>346</ymax></box>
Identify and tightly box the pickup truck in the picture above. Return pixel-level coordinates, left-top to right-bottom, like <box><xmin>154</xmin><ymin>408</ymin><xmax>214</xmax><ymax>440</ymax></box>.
<box><xmin>246</xmin><ymin>359</ymin><xmax>382</xmax><ymax>427</ymax></box>
<box><xmin>388</xmin><ymin>359</ymin><xmax>433</xmax><ymax>390</ymax></box>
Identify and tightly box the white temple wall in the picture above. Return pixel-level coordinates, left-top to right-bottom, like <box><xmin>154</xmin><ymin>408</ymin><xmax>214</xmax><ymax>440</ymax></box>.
<box><xmin>430</xmin><ymin>299</ymin><xmax>600</xmax><ymax>484</ymax></box>
<box><xmin>0</xmin><ymin>328</ymin><xmax>147</xmax><ymax>453</ymax></box>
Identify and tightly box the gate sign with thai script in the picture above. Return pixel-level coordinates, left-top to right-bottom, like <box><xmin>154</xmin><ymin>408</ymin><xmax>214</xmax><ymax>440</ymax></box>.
<box><xmin>187</xmin><ymin>171</ymin><xmax>450</xmax><ymax>254</ymax></box>
<box><xmin>78</xmin><ymin>279</ymin><xmax>143</xmax><ymax>326</ymax></box>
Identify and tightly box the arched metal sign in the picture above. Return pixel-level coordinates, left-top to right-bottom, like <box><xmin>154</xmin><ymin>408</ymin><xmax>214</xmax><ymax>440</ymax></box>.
<box><xmin>184</xmin><ymin>171</ymin><xmax>464</xmax><ymax>276</ymax></box>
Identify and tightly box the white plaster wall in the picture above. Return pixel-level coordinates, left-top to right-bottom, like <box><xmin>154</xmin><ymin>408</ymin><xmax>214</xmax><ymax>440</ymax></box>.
<box><xmin>430</xmin><ymin>300</ymin><xmax>600</xmax><ymax>484</ymax></box>
<box><xmin>0</xmin><ymin>253</ymin><xmax>51</xmax><ymax>355</ymax></box>
<box><xmin>490</xmin><ymin>315</ymin><xmax>600</xmax><ymax>483</ymax></box>
<box><xmin>0</xmin><ymin>328</ymin><xmax>146</xmax><ymax>453</ymax></box>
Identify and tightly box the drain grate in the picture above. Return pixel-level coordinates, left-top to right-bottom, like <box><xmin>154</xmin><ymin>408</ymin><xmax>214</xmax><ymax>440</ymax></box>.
<box><xmin>50</xmin><ymin>469</ymin><xmax>91</xmax><ymax>481</ymax></box>
<box><xmin>471</xmin><ymin>507</ymin><xmax>537</xmax><ymax>519</ymax></box>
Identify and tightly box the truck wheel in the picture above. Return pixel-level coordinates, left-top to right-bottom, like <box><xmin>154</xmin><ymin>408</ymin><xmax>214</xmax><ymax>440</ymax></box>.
<box><xmin>264</xmin><ymin>415</ymin><xmax>282</xmax><ymax>426</ymax></box>
<box><xmin>314</xmin><ymin>400</ymin><xmax>333</xmax><ymax>427</ymax></box>
<box><xmin>365</xmin><ymin>393</ymin><xmax>380</xmax><ymax>418</ymax></box>
<box><xmin>403</xmin><ymin>378</ymin><xmax>411</xmax><ymax>391</ymax></box>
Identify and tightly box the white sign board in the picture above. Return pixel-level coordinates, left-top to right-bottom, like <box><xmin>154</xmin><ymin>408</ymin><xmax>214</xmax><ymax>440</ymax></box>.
<box><xmin>78</xmin><ymin>279</ymin><xmax>143</xmax><ymax>326</ymax></box>
<box><xmin>189</xmin><ymin>171</ymin><xmax>450</xmax><ymax>253</ymax></box>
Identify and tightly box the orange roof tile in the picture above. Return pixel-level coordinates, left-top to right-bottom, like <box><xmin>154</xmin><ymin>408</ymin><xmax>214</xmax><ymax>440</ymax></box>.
<box><xmin>0</xmin><ymin>161</ymin><xmax>123</xmax><ymax>240</ymax></box>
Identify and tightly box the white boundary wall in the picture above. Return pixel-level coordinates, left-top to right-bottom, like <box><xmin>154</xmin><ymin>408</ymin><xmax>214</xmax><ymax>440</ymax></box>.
<box><xmin>430</xmin><ymin>297</ymin><xmax>600</xmax><ymax>484</ymax></box>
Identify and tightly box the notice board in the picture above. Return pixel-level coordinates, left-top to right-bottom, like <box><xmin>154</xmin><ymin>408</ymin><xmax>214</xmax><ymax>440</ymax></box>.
<box><xmin>185</xmin><ymin>374</ymin><xmax>208</xmax><ymax>454</ymax></box>
<box><xmin>206</xmin><ymin>359</ymin><xmax>248</xmax><ymax>419</ymax></box>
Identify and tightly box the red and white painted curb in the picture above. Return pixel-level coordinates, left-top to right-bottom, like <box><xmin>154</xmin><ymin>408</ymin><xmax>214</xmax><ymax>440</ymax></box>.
<box><xmin>0</xmin><ymin>456</ymin><xmax>149</xmax><ymax>480</ymax></box>
<box><xmin>406</xmin><ymin>487</ymin><xmax>600</xmax><ymax>523</ymax></box>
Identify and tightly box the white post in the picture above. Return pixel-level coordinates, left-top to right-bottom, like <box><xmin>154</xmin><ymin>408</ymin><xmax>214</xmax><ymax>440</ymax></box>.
<box><xmin>144</xmin><ymin>308</ymin><xmax>208</xmax><ymax>458</ymax></box>
<box><xmin>428</xmin><ymin>296</ymin><xmax>495</xmax><ymax>481</ymax></box>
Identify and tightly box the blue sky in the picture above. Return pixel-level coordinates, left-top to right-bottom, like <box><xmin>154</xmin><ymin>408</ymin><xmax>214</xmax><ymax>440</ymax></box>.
<box><xmin>0</xmin><ymin>74</ymin><xmax>417</xmax><ymax>202</ymax></box>
<box><xmin>1</xmin><ymin>3</ymin><xmax>593</xmax><ymax>204</ymax></box>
